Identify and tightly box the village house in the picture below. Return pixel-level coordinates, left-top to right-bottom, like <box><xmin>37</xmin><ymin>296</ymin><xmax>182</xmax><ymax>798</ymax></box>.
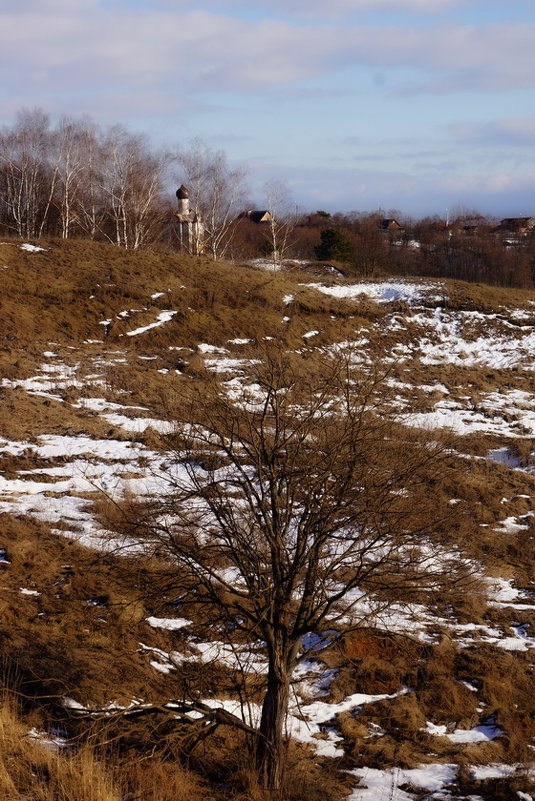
<box><xmin>497</xmin><ymin>217</ymin><xmax>535</xmax><ymax>235</ymax></box>
<box><xmin>378</xmin><ymin>218</ymin><xmax>405</xmax><ymax>240</ymax></box>
<box><xmin>237</xmin><ymin>210</ymin><xmax>274</xmax><ymax>224</ymax></box>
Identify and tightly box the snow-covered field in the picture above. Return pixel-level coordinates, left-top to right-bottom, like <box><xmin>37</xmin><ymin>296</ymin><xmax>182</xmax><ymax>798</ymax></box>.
<box><xmin>2</xmin><ymin>275</ymin><xmax>535</xmax><ymax>800</ymax></box>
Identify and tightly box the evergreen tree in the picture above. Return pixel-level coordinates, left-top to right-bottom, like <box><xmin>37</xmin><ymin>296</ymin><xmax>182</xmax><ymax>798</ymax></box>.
<box><xmin>314</xmin><ymin>227</ymin><xmax>355</xmax><ymax>261</ymax></box>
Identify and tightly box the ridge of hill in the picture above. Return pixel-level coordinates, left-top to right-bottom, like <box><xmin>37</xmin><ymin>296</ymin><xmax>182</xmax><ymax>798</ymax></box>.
<box><xmin>0</xmin><ymin>238</ymin><xmax>534</xmax><ymax>800</ymax></box>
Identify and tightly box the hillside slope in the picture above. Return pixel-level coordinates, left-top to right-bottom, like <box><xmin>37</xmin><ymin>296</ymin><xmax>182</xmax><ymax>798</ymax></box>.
<box><xmin>0</xmin><ymin>238</ymin><xmax>534</xmax><ymax>801</ymax></box>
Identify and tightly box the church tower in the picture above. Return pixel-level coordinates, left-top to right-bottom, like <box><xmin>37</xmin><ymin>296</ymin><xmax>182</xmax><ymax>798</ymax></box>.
<box><xmin>174</xmin><ymin>185</ymin><xmax>204</xmax><ymax>255</ymax></box>
<box><xmin>176</xmin><ymin>184</ymin><xmax>190</xmax><ymax>216</ymax></box>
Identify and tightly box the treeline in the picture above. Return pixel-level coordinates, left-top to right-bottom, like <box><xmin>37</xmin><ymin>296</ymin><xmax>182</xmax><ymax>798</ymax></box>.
<box><xmin>0</xmin><ymin>109</ymin><xmax>253</xmax><ymax>258</ymax></box>
<box><xmin>1</xmin><ymin>109</ymin><xmax>533</xmax><ymax>288</ymax></box>
<box><xmin>0</xmin><ymin>109</ymin><xmax>175</xmax><ymax>249</ymax></box>
<box><xmin>408</xmin><ymin>222</ymin><xmax>535</xmax><ymax>289</ymax></box>
<box><xmin>289</xmin><ymin>211</ymin><xmax>535</xmax><ymax>289</ymax></box>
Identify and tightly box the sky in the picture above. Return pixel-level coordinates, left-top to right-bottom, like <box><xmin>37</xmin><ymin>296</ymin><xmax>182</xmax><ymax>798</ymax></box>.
<box><xmin>1</xmin><ymin>0</ymin><xmax>535</xmax><ymax>218</ymax></box>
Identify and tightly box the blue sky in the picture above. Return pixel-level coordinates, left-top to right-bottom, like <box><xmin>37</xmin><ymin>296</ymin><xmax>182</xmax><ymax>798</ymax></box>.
<box><xmin>2</xmin><ymin>0</ymin><xmax>535</xmax><ymax>217</ymax></box>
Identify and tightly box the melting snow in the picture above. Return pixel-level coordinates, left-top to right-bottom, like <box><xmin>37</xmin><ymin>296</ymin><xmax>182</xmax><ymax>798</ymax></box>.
<box><xmin>405</xmin><ymin>309</ymin><xmax>535</xmax><ymax>370</ymax></box>
<box><xmin>425</xmin><ymin>720</ymin><xmax>503</xmax><ymax>743</ymax></box>
<box><xmin>197</xmin><ymin>343</ymin><xmax>227</xmax><ymax>354</ymax></box>
<box><xmin>126</xmin><ymin>311</ymin><xmax>177</xmax><ymax>337</ymax></box>
<box><xmin>307</xmin><ymin>280</ymin><xmax>443</xmax><ymax>304</ymax></box>
<box><xmin>145</xmin><ymin>617</ymin><xmax>191</xmax><ymax>631</ymax></box>
<box><xmin>406</xmin><ymin>390</ymin><xmax>535</xmax><ymax>438</ymax></box>
<box><xmin>28</xmin><ymin>728</ymin><xmax>69</xmax><ymax>751</ymax></box>
<box><xmin>469</xmin><ymin>763</ymin><xmax>530</xmax><ymax>781</ymax></box>
<box><xmin>348</xmin><ymin>763</ymin><xmax>458</xmax><ymax>800</ymax></box>
<box><xmin>20</xmin><ymin>243</ymin><xmax>46</xmax><ymax>252</ymax></box>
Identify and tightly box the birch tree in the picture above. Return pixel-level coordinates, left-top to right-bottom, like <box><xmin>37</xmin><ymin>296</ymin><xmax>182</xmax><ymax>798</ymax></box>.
<box><xmin>73</xmin><ymin>121</ymin><xmax>108</xmax><ymax>241</ymax></box>
<box><xmin>263</xmin><ymin>179</ymin><xmax>298</xmax><ymax>266</ymax></box>
<box><xmin>175</xmin><ymin>139</ymin><xmax>249</xmax><ymax>259</ymax></box>
<box><xmin>53</xmin><ymin>116</ymin><xmax>97</xmax><ymax>239</ymax></box>
<box><xmin>0</xmin><ymin>108</ymin><xmax>56</xmax><ymax>238</ymax></box>
<box><xmin>100</xmin><ymin>126</ymin><xmax>167</xmax><ymax>249</ymax></box>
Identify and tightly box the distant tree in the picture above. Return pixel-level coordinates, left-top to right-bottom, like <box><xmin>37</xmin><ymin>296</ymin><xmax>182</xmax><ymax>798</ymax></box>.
<box><xmin>412</xmin><ymin>225</ymin><xmax>533</xmax><ymax>288</ymax></box>
<box><xmin>174</xmin><ymin>139</ymin><xmax>249</xmax><ymax>260</ymax></box>
<box><xmin>284</xmin><ymin>219</ymin><xmax>320</xmax><ymax>260</ymax></box>
<box><xmin>314</xmin><ymin>227</ymin><xmax>356</xmax><ymax>262</ymax></box>
<box><xmin>0</xmin><ymin>108</ymin><xmax>57</xmax><ymax>238</ymax></box>
<box><xmin>300</xmin><ymin>210</ymin><xmax>335</xmax><ymax>229</ymax></box>
<box><xmin>354</xmin><ymin>214</ymin><xmax>388</xmax><ymax>276</ymax></box>
<box><xmin>262</xmin><ymin>179</ymin><xmax>299</xmax><ymax>266</ymax></box>
<box><xmin>53</xmin><ymin>116</ymin><xmax>98</xmax><ymax>239</ymax></box>
<box><xmin>0</xmin><ymin>111</ymin><xmax>170</xmax><ymax>247</ymax></box>
<box><xmin>73</xmin><ymin>120</ymin><xmax>107</xmax><ymax>241</ymax></box>
<box><xmin>99</xmin><ymin>126</ymin><xmax>167</xmax><ymax>249</ymax></box>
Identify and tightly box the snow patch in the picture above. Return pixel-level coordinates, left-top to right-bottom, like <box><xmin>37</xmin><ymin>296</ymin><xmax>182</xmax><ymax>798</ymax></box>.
<box><xmin>307</xmin><ymin>280</ymin><xmax>443</xmax><ymax>304</ymax></box>
<box><xmin>348</xmin><ymin>763</ymin><xmax>457</xmax><ymax>800</ymax></box>
<box><xmin>145</xmin><ymin>617</ymin><xmax>191</xmax><ymax>631</ymax></box>
<box><xmin>126</xmin><ymin>311</ymin><xmax>177</xmax><ymax>337</ymax></box>
<box><xmin>20</xmin><ymin>243</ymin><xmax>46</xmax><ymax>252</ymax></box>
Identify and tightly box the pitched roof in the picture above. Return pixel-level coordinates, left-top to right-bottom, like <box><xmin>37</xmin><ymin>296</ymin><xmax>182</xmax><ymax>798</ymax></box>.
<box><xmin>238</xmin><ymin>210</ymin><xmax>273</xmax><ymax>224</ymax></box>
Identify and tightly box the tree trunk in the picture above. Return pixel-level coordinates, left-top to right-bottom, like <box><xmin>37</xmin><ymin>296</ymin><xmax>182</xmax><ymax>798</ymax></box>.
<box><xmin>256</xmin><ymin>654</ymin><xmax>290</xmax><ymax>792</ymax></box>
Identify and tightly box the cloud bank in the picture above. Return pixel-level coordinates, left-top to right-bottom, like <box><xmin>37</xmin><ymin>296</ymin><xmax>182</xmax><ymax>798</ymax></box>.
<box><xmin>1</xmin><ymin>0</ymin><xmax>534</xmax><ymax>216</ymax></box>
<box><xmin>1</xmin><ymin>3</ymin><xmax>534</xmax><ymax>95</ymax></box>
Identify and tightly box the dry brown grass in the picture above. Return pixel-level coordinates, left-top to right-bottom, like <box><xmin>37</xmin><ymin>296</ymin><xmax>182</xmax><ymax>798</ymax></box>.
<box><xmin>326</xmin><ymin>630</ymin><xmax>424</xmax><ymax>699</ymax></box>
<box><xmin>0</xmin><ymin>237</ymin><xmax>372</xmax><ymax>358</ymax></box>
<box><xmin>0</xmin><ymin>698</ymin><xmax>123</xmax><ymax>801</ymax></box>
<box><xmin>441</xmin><ymin>278</ymin><xmax>535</xmax><ymax>313</ymax></box>
<box><xmin>455</xmin><ymin>759</ymin><xmax>535</xmax><ymax>800</ymax></box>
<box><xmin>2</xmin><ymin>237</ymin><xmax>535</xmax><ymax>797</ymax></box>
<box><xmin>0</xmin><ymin>515</ymin><xmax>176</xmax><ymax>706</ymax></box>
<box><xmin>0</xmin><ymin>695</ymin><xmax>224</xmax><ymax>801</ymax></box>
<box><xmin>190</xmin><ymin>729</ymin><xmax>350</xmax><ymax>801</ymax></box>
<box><xmin>0</xmin><ymin>387</ymin><xmax>119</xmax><ymax>442</ymax></box>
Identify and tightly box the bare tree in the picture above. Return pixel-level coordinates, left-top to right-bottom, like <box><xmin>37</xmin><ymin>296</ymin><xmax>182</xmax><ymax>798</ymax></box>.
<box><xmin>72</xmin><ymin>120</ymin><xmax>111</xmax><ymax>241</ymax></box>
<box><xmin>354</xmin><ymin>214</ymin><xmax>388</xmax><ymax>276</ymax></box>
<box><xmin>128</xmin><ymin>348</ymin><xmax>469</xmax><ymax>792</ymax></box>
<box><xmin>174</xmin><ymin>138</ymin><xmax>249</xmax><ymax>259</ymax></box>
<box><xmin>0</xmin><ymin>108</ymin><xmax>57</xmax><ymax>238</ymax></box>
<box><xmin>99</xmin><ymin>126</ymin><xmax>167</xmax><ymax>249</ymax></box>
<box><xmin>263</xmin><ymin>179</ymin><xmax>298</xmax><ymax>266</ymax></box>
<box><xmin>53</xmin><ymin>116</ymin><xmax>98</xmax><ymax>239</ymax></box>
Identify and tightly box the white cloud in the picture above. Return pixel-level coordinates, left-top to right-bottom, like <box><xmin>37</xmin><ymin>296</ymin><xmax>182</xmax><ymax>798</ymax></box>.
<box><xmin>155</xmin><ymin>0</ymin><xmax>465</xmax><ymax>16</ymax></box>
<box><xmin>347</xmin><ymin>23</ymin><xmax>535</xmax><ymax>93</ymax></box>
<box><xmin>0</xmin><ymin>0</ymin><xmax>534</xmax><ymax>101</ymax></box>
<box><xmin>267</xmin><ymin>0</ymin><xmax>465</xmax><ymax>15</ymax></box>
<box><xmin>269</xmin><ymin>159</ymin><xmax>535</xmax><ymax>218</ymax></box>
<box><xmin>1</xmin><ymin>1</ymin><xmax>534</xmax><ymax>99</ymax></box>
<box><xmin>0</xmin><ymin>0</ymin><xmax>533</xmax><ymax>225</ymax></box>
<box><xmin>451</xmin><ymin>118</ymin><xmax>535</xmax><ymax>146</ymax></box>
